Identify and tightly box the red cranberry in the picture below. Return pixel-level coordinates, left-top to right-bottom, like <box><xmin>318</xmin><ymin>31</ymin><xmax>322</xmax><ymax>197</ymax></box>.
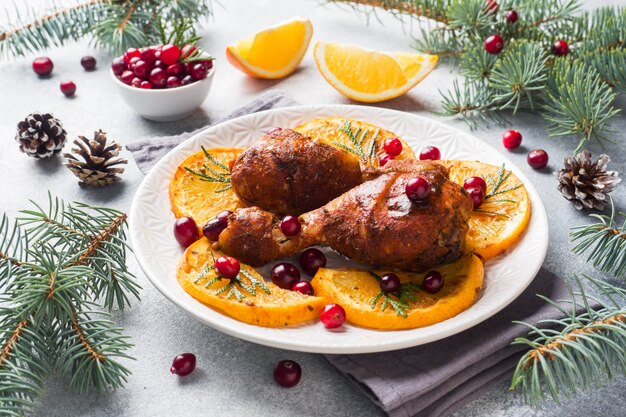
<box><xmin>174</xmin><ymin>216</ymin><xmax>200</xmax><ymax>247</ymax></box>
<box><xmin>140</xmin><ymin>80</ymin><xmax>153</xmax><ymax>89</ymax></box>
<box><xmin>140</xmin><ymin>48</ymin><xmax>157</xmax><ymax>64</ymax></box>
<box><xmin>120</xmin><ymin>70</ymin><xmax>134</xmax><ymax>85</ymax></box>
<box><xmin>467</xmin><ymin>187</ymin><xmax>485</xmax><ymax>209</ymax></box>
<box><xmin>190</xmin><ymin>63</ymin><xmax>208</xmax><ymax>80</ymax></box>
<box><xmin>181</xmin><ymin>75</ymin><xmax>194</xmax><ymax>85</ymax></box>
<box><xmin>160</xmin><ymin>44</ymin><xmax>182</xmax><ymax>65</ymax></box>
<box><xmin>406</xmin><ymin>177</ymin><xmax>430</xmax><ymax>202</ymax></box>
<box><xmin>274</xmin><ymin>360</ymin><xmax>301</xmax><ymax>388</ymax></box>
<box><xmin>131</xmin><ymin>77</ymin><xmax>142</xmax><ymax>88</ymax></box>
<box><xmin>133</xmin><ymin>60</ymin><xmax>150</xmax><ymax>79</ymax></box>
<box><xmin>271</xmin><ymin>262</ymin><xmax>301</xmax><ymax>289</ymax></box>
<box><xmin>463</xmin><ymin>176</ymin><xmax>487</xmax><ymax>194</ymax></box>
<box><xmin>32</xmin><ymin>57</ymin><xmax>54</xmax><ymax>76</ymax></box>
<box><xmin>124</xmin><ymin>47</ymin><xmax>141</xmax><ymax>63</ymax></box>
<box><xmin>166</xmin><ymin>76</ymin><xmax>182</xmax><ymax>88</ymax></box>
<box><xmin>380</xmin><ymin>273</ymin><xmax>400</xmax><ymax>293</ymax></box>
<box><xmin>300</xmin><ymin>248</ymin><xmax>327</xmax><ymax>275</ymax></box>
<box><xmin>170</xmin><ymin>353</ymin><xmax>196</xmax><ymax>376</ymax></box>
<box><xmin>203</xmin><ymin>218</ymin><xmax>227</xmax><ymax>241</ymax></box>
<box><xmin>552</xmin><ymin>39</ymin><xmax>569</xmax><ymax>56</ymax></box>
<box><xmin>383</xmin><ymin>138</ymin><xmax>403</xmax><ymax>156</ymax></box>
<box><xmin>154</xmin><ymin>59</ymin><xmax>164</xmax><ymax>69</ymax></box>
<box><xmin>320</xmin><ymin>304</ymin><xmax>346</xmax><ymax>329</ymax></box>
<box><xmin>485</xmin><ymin>0</ymin><xmax>498</xmax><ymax>13</ymax></box>
<box><xmin>422</xmin><ymin>270</ymin><xmax>444</xmax><ymax>294</ymax></box>
<box><xmin>80</xmin><ymin>56</ymin><xmax>96</xmax><ymax>71</ymax></box>
<box><xmin>166</xmin><ymin>63</ymin><xmax>183</xmax><ymax>76</ymax></box>
<box><xmin>502</xmin><ymin>130</ymin><xmax>522</xmax><ymax>149</ymax></box>
<box><xmin>149</xmin><ymin>67</ymin><xmax>167</xmax><ymax>88</ymax></box>
<box><xmin>216</xmin><ymin>210</ymin><xmax>232</xmax><ymax>223</ymax></box>
<box><xmin>267</xmin><ymin>127</ymin><xmax>282</xmax><ymax>135</ymax></box>
<box><xmin>280</xmin><ymin>215</ymin><xmax>301</xmax><ymax>236</ymax></box>
<box><xmin>292</xmin><ymin>281</ymin><xmax>314</xmax><ymax>295</ymax></box>
<box><xmin>379</xmin><ymin>153</ymin><xmax>394</xmax><ymax>166</ymax></box>
<box><xmin>128</xmin><ymin>56</ymin><xmax>141</xmax><ymax>68</ymax></box>
<box><xmin>485</xmin><ymin>34</ymin><xmax>504</xmax><ymax>54</ymax></box>
<box><xmin>181</xmin><ymin>44</ymin><xmax>197</xmax><ymax>60</ymax></box>
<box><xmin>419</xmin><ymin>146</ymin><xmax>441</xmax><ymax>160</ymax></box>
<box><xmin>214</xmin><ymin>256</ymin><xmax>240</xmax><ymax>279</ymax></box>
<box><xmin>111</xmin><ymin>57</ymin><xmax>127</xmax><ymax>75</ymax></box>
<box><xmin>204</xmin><ymin>59</ymin><xmax>214</xmax><ymax>70</ymax></box>
<box><xmin>60</xmin><ymin>81</ymin><xmax>76</xmax><ymax>97</ymax></box>
<box><xmin>505</xmin><ymin>10</ymin><xmax>518</xmax><ymax>23</ymax></box>
<box><xmin>527</xmin><ymin>149</ymin><xmax>549</xmax><ymax>169</ymax></box>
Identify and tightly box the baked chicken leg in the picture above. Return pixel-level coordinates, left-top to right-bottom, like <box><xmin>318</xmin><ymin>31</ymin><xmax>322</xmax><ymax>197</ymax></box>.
<box><xmin>217</xmin><ymin>159</ymin><xmax>473</xmax><ymax>271</ymax></box>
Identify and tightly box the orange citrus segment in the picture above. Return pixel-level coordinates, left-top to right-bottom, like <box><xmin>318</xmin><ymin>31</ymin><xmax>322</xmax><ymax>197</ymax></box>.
<box><xmin>440</xmin><ymin>160</ymin><xmax>531</xmax><ymax>260</ymax></box>
<box><xmin>311</xmin><ymin>255</ymin><xmax>484</xmax><ymax>330</ymax></box>
<box><xmin>178</xmin><ymin>238</ymin><xmax>326</xmax><ymax>327</ymax></box>
<box><xmin>294</xmin><ymin>117</ymin><xmax>416</xmax><ymax>168</ymax></box>
<box><xmin>313</xmin><ymin>41</ymin><xmax>438</xmax><ymax>102</ymax></box>
<box><xmin>169</xmin><ymin>148</ymin><xmax>243</xmax><ymax>227</ymax></box>
<box><xmin>226</xmin><ymin>17</ymin><xmax>313</xmax><ymax>79</ymax></box>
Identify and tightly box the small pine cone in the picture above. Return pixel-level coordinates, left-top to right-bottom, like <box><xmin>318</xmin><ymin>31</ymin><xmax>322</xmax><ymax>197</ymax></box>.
<box><xmin>15</xmin><ymin>112</ymin><xmax>67</xmax><ymax>158</ymax></box>
<box><xmin>64</xmin><ymin>130</ymin><xmax>127</xmax><ymax>187</ymax></box>
<box><xmin>556</xmin><ymin>150</ymin><xmax>621</xmax><ymax>210</ymax></box>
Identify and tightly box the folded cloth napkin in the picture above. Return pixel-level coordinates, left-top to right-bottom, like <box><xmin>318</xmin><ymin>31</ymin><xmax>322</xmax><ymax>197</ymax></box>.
<box><xmin>126</xmin><ymin>92</ymin><xmax>575</xmax><ymax>417</ymax></box>
<box><xmin>126</xmin><ymin>90</ymin><xmax>299</xmax><ymax>174</ymax></box>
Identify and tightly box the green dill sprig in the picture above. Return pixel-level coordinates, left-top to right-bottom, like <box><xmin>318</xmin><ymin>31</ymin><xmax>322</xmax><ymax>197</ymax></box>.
<box><xmin>184</xmin><ymin>146</ymin><xmax>232</xmax><ymax>193</ymax></box>
<box><xmin>368</xmin><ymin>271</ymin><xmax>421</xmax><ymax>318</ymax></box>
<box><xmin>195</xmin><ymin>264</ymin><xmax>271</xmax><ymax>302</ymax></box>
<box><xmin>570</xmin><ymin>198</ymin><xmax>626</xmax><ymax>278</ymax></box>
<box><xmin>338</xmin><ymin>120</ymin><xmax>379</xmax><ymax>164</ymax></box>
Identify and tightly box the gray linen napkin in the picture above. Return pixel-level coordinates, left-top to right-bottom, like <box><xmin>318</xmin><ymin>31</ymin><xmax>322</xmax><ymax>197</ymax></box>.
<box><xmin>126</xmin><ymin>92</ymin><xmax>574</xmax><ymax>417</ymax></box>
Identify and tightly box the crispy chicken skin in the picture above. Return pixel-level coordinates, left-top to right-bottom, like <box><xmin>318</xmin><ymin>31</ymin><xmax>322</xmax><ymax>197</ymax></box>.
<box><xmin>229</xmin><ymin>128</ymin><xmax>363</xmax><ymax>215</ymax></box>
<box><xmin>217</xmin><ymin>159</ymin><xmax>473</xmax><ymax>271</ymax></box>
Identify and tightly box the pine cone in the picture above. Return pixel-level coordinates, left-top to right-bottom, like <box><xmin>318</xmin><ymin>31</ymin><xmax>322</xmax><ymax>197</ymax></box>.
<box><xmin>64</xmin><ymin>130</ymin><xmax>127</xmax><ymax>187</ymax></box>
<box><xmin>557</xmin><ymin>150</ymin><xmax>621</xmax><ymax>210</ymax></box>
<box><xmin>15</xmin><ymin>112</ymin><xmax>67</xmax><ymax>158</ymax></box>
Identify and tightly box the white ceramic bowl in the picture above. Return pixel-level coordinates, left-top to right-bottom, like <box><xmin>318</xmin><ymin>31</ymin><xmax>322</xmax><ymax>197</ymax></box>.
<box><xmin>111</xmin><ymin>68</ymin><xmax>214</xmax><ymax>122</ymax></box>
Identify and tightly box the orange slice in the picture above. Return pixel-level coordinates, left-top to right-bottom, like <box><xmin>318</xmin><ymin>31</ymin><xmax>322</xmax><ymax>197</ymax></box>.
<box><xmin>313</xmin><ymin>41</ymin><xmax>438</xmax><ymax>102</ymax></box>
<box><xmin>311</xmin><ymin>255</ymin><xmax>483</xmax><ymax>330</ymax></box>
<box><xmin>169</xmin><ymin>148</ymin><xmax>242</xmax><ymax>227</ymax></box>
<box><xmin>226</xmin><ymin>17</ymin><xmax>313</xmax><ymax>79</ymax></box>
<box><xmin>440</xmin><ymin>160</ymin><xmax>531</xmax><ymax>260</ymax></box>
<box><xmin>294</xmin><ymin>117</ymin><xmax>416</xmax><ymax>167</ymax></box>
<box><xmin>178</xmin><ymin>238</ymin><xmax>326</xmax><ymax>327</ymax></box>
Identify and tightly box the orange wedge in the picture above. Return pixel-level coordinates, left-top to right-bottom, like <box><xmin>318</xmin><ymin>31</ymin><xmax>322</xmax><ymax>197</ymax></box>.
<box><xmin>311</xmin><ymin>255</ymin><xmax>483</xmax><ymax>330</ymax></box>
<box><xmin>440</xmin><ymin>160</ymin><xmax>531</xmax><ymax>260</ymax></box>
<box><xmin>294</xmin><ymin>117</ymin><xmax>416</xmax><ymax>167</ymax></box>
<box><xmin>178</xmin><ymin>238</ymin><xmax>326</xmax><ymax>327</ymax></box>
<box><xmin>226</xmin><ymin>17</ymin><xmax>313</xmax><ymax>79</ymax></box>
<box><xmin>169</xmin><ymin>148</ymin><xmax>243</xmax><ymax>227</ymax></box>
<box><xmin>313</xmin><ymin>41</ymin><xmax>438</xmax><ymax>102</ymax></box>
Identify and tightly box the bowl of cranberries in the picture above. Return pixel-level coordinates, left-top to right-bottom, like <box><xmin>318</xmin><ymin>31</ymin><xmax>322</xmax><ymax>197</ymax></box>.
<box><xmin>111</xmin><ymin>44</ymin><xmax>215</xmax><ymax>122</ymax></box>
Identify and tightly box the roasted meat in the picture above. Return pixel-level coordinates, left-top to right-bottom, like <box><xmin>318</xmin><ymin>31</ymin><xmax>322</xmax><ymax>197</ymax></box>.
<box><xmin>217</xmin><ymin>159</ymin><xmax>473</xmax><ymax>271</ymax></box>
<box><xmin>230</xmin><ymin>128</ymin><xmax>363</xmax><ymax>215</ymax></box>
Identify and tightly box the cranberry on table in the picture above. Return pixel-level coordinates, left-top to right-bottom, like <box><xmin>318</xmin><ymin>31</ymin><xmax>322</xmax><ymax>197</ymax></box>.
<box><xmin>59</xmin><ymin>81</ymin><xmax>77</xmax><ymax>97</ymax></box>
<box><xmin>320</xmin><ymin>304</ymin><xmax>346</xmax><ymax>329</ymax></box>
<box><xmin>463</xmin><ymin>176</ymin><xmax>487</xmax><ymax>194</ymax></box>
<box><xmin>383</xmin><ymin>138</ymin><xmax>403</xmax><ymax>156</ymax></box>
<box><xmin>502</xmin><ymin>129</ymin><xmax>522</xmax><ymax>150</ymax></box>
<box><xmin>406</xmin><ymin>177</ymin><xmax>430</xmax><ymax>202</ymax></box>
<box><xmin>174</xmin><ymin>216</ymin><xmax>200</xmax><ymax>247</ymax></box>
<box><xmin>484</xmin><ymin>34</ymin><xmax>504</xmax><ymax>54</ymax></box>
<box><xmin>379</xmin><ymin>153</ymin><xmax>394</xmax><ymax>166</ymax></box>
<box><xmin>467</xmin><ymin>187</ymin><xmax>485</xmax><ymax>209</ymax></box>
<box><xmin>273</xmin><ymin>360</ymin><xmax>302</xmax><ymax>388</ymax></box>
<box><xmin>32</xmin><ymin>57</ymin><xmax>53</xmax><ymax>76</ymax></box>
<box><xmin>552</xmin><ymin>40</ymin><xmax>569</xmax><ymax>56</ymax></box>
<box><xmin>422</xmin><ymin>270</ymin><xmax>444</xmax><ymax>294</ymax></box>
<box><xmin>191</xmin><ymin>62</ymin><xmax>209</xmax><ymax>80</ymax></box>
<box><xmin>160</xmin><ymin>44</ymin><xmax>182</xmax><ymax>65</ymax></box>
<box><xmin>203</xmin><ymin>218</ymin><xmax>227</xmax><ymax>241</ymax></box>
<box><xmin>299</xmin><ymin>248</ymin><xmax>327</xmax><ymax>275</ymax></box>
<box><xmin>380</xmin><ymin>273</ymin><xmax>401</xmax><ymax>294</ymax></box>
<box><xmin>214</xmin><ymin>256</ymin><xmax>240</xmax><ymax>280</ymax></box>
<box><xmin>292</xmin><ymin>281</ymin><xmax>314</xmax><ymax>296</ymax></box>
<box><xmin>419</xmin><ymin>146</ymin><xmax>440</xmax><ymax>160</ymax></box>
<box><xmin>149</xmin><ymin>67</ymin><xmax>168</xmax><ymax>88</ymax></box>
<box><xmin>140</xmin><ymin>80</ymin><xmax>153</xmax><ymax>89</ymax></box>
<box><xmin>505</xmin><ymin>10</ymin><xmax>518</xmax><ymax>23</ymax></box>
<box><xmin>80</xmin><ymin>55</ymin><xmax>96</xmax><ymax>70</ymax></box>
<box><xmin>280</xmin><ymin>215</ymin><xmax>301</xmax><ymax>237</ymax></box>
<box><xmin>124</xmin><ymin>47</ymin><xmax>141</xmax><ymax>63</ymax></box>
<box><xmin>271</xmin><ymin>262</ymin><xmax>301</xmax><ymax>290</ymax></box>
<box><xmin>170</xmin><ymin>353</ymin><xmax>196</xmax><ymax>377</ymax></box>
<box><xmin>111</xmin><ymin>57</ymin><xmax>127</xmax><ymax>75</ymax></box>
<box><xmin>527</xmin><ymin>149</ymin><xmax>549</xmax><ymax>169</ymax></box>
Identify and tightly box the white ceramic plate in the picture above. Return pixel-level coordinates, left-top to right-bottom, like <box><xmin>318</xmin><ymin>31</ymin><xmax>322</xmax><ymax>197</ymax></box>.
<box><xmin>129</xmin><ymin>105</ymin><xmax>548</xmax><ymax>354</ymax></box>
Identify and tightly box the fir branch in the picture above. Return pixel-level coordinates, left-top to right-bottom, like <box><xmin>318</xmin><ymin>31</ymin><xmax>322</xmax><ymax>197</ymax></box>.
<box><xmin>439</xmin><ymin>79</ymin><xmax>506</xmax><ymax>128</ymax></box>
<box><xmin>325</xmin><ymin>0</ymin><xmax>450</xmax><ymax>23</ymax></box>
<box><xmin>368</xmin><ymin>271</ymin><xmax>421</xmax><ymax>318</ymax></box>
<box><xmin>337</xmin><ymin>120</ymin><xmax>380</xmax><ymax>164</ymax></box>
<box><xmin>185</xmin><ymin>146</ymin><xmax>232</xmax><ymax>193</ymax></box>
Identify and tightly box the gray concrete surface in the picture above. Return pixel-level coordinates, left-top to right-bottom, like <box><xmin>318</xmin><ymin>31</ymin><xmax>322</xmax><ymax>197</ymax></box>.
<box><xmin>1</xmin><ymin>0</ymin><xmax>625</xmax><ymax>416</ymax></box>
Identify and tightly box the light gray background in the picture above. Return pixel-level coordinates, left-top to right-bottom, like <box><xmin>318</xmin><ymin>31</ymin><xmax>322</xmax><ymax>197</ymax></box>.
<box><xmin>1</xmin><ymin>0</ymin><xmax>625</xmax><ymax>416</ymax></box>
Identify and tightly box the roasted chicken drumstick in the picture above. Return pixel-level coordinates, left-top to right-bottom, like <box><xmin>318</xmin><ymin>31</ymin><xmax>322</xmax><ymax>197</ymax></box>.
<box><xmin>217</xmin><ymin>159</ymin><xmax>473</xmax><ymax>271</ymax></box>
